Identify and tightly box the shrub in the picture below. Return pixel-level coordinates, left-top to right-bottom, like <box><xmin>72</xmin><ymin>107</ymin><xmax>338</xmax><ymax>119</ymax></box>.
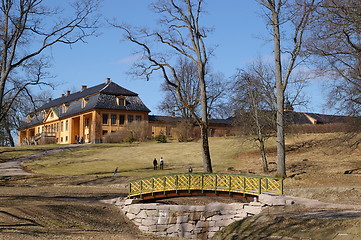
<box><xmin>124</xmin><ymin>136</ymin><xmax>138</xmax><ymax>143</ymax></box>
<box><xmin>175</xmin><ymin>119</ymin><xmax>193</xmax><ymax>142</ymax></box>
<box><xmin>155</xmin><ymin>134</ymin><xmax>167</xmax><ymax>143</ymax></box>
<box><xmin>103</xmin><ymin>121</ymin><xmax>149</xmax><ymax>143</ymax></box>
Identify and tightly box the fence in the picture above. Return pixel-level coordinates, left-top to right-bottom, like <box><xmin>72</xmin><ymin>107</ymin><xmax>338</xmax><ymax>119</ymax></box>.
<box><xmin>129</xmin><ymin>173</ymin><xmax>283</xmax><ymax>199</ymax></box>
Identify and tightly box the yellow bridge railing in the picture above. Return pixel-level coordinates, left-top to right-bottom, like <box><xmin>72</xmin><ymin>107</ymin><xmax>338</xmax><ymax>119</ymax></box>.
<box><xmin>128</xmin><ymin>173</ymin><xmax>283</xmax><ymax>199</ymax></box>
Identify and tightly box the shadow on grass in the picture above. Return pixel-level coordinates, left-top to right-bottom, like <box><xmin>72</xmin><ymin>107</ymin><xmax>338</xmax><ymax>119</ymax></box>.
<box><xmin>0</xmin><ymin>210</ymin><xmax>43</xmax><ymax>227</ymax></box>
<box><xmin>213</xmin><ymin>210</ymin><xmax>361</xmax><ymax>240</ymax></box>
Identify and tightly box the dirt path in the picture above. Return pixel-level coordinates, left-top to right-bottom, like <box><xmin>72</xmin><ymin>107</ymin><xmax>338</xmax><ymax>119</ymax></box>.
<box><xmin>0</xmin><ymin>145</ymin><xmax>80</xmax><ymax>176</ymax></box>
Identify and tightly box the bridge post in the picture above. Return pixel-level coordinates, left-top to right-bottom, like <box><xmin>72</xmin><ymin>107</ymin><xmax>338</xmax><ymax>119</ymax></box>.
<box><xmin>175</xmin><ymin>175</ymin><xmax>178</xmax><ymax>194</ymax></box>
<box><xmin>152</xmin><ymin>178</ymin><xmax>154</xmax><ymax>196</ymax></box>
<box><xmin>188</xmin><ymin>174</ymin><xmax>191</xmax><ymax>194</ymax></box>
<box><xmin>258</xmin><ymin>177</ymin><xmax>262</xmax><ymax>194</ymax></box>
<box><xmin>265</xmin><ymin>178</ymin><xmax>269</xmax><ymax>190</ymax></box>
<box><xmin>243</xmin><ymin>177</ymin><xmax>246</xmax><ymax>197</ymax></box>
<box><xmin>215</xmin><ymin>174</ymin><xmax>218</xmax><ymax>194</ymax></box>
<box><xmin>140</xmin><ymin>181</ymin><xmax>143</xmax><ymax>199</ymax></box>
<box><xmin>163</xmin><ymin>176</ymin><xmax>166</xmax><ymax>196</ymax></box>
<box><xmin>201</xmin><ymin>175</ymin><xmax>204</xmax><ymax>194</ymax></box>
<box><xmin>228</xmin><ymin>175</ymin><xmax>232</xmax><ymax>196</ymax></box>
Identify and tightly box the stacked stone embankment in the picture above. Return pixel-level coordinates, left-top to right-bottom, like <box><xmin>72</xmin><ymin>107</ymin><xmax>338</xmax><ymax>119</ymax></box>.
<box><xmin>119</xmin><ymin>198</ymin><xmax>265</xmax><ymax>239</ymax></box>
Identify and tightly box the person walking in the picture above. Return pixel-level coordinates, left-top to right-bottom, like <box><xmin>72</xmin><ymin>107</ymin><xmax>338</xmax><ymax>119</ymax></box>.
<box><xmin>113</xmin><ymin>167</ymin><xmax>118</xmax><ymax>176</ymax></box>
<box><xmin>153</xmin><ymin>158</ymin><xmax>158</xmax><ymax>170</ymax></box>
<box><xmin>159</xmin><ymin>157</ymin><xmax>164</xmax><ymax>170</ymax></box>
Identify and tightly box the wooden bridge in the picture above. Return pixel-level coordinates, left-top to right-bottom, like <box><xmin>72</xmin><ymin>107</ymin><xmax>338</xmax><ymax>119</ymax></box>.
<box><xmin>128</xmin><ymin>173</ymin><xmax>284</xmax><ymax>201</ymax></box>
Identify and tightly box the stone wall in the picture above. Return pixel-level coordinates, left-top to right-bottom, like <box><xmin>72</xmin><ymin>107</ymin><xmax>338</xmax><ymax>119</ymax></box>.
<box><xmin>118</xmin><ymin>199</ymin><xmax>265</xmax><ymax>239</ymax></box>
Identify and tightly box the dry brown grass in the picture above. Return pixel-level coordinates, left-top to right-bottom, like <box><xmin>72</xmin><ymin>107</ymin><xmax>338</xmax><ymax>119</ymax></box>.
<box><xmin>0</xmin><ymin>144</ymin><xmax>61</xmax><ymax>162</ymax></box>
<box><xmin>18</xmin><ymin>133</ymin><xmax>361</xmax><ymax>205</ymax></box>
<box><xmin>0</xmin><ymin>133</ymin><xmax>360</xmax><ymax>239</ymax></box>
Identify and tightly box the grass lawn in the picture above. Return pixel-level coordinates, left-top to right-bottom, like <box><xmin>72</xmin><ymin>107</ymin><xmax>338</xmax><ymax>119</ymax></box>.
<box><xmin>0</xmin><ymin>133</ymin><xmax>360</xmax><ymax>240</ymax></box>
<box><xmin>21</xmin><ymin>133</ymin><xmax>361</xmax><ymax>196</ymax></box>
<box><xmin>23</xmin><ymin>138</ymin><xmax>248</xmax><ymax>177</ymax></box>
<box><xmin>0</xmin><ymin>144</ymin><xmax>61</xmax><ymax>162</ymax></box>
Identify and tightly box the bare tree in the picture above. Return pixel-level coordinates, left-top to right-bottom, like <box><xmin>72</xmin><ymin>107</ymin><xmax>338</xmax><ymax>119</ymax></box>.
<box><xmin>1</xmin><ymin>88</ymin><xmax>52</xmax><ymax>146</ymax></box>
<box><xmin>114</xmin><ymin>0</ymin><xmax>214</xmax><ymax>172</ymax></box>
<box><xmin>158</xmin><ymin>57</ymin><xmax>229</xmax><ymax>119</ymax></box>
<box><xmin>232</xmin><ymin>60</ymin><xmax>309</xmax><ymax>173</ymax></box>
<box><xmin>0</xmin><ymin>0</ymin><xmax>100</xmax><ymax>123</ymax></box>
<box><xmin>306</xmin><ymin>0</ymin><xmax>361</xmax><ymax>115</ymax></box>
<box><xmin>158</xmin><ymin>58</ymin><xmax>200</xmax><ymax>118</ymax></box>
<box><xmin>258</xmin><ymin>0</ymin><xmax>318</xmax><ymax>177</ymax></box>
<box><xmin>232</xmin><ymin>64</ymin><xmax>276</xmax><ymax>173</ymax></box>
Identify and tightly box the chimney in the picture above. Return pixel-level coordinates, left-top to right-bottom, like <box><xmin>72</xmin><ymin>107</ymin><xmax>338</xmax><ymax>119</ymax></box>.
<box><xmin>66</xmin><ymin>90</ymin><xmax>71</xmax><ymax>96</ymax></box>
<box><xmin>61</xmin><ymin>94</ymin><xmax>65</xmax><ymax>97</ymax></box>
<box><xmin>48</xmin><ymin>98</ymin><xmax>52</xmax><ymax>102</ymax></box>
<box><xmin>81</xmin><ymin>85</ymin><xmax>87</xmax><ymax>91</ymax></box>
<box><xmin>106</xmin><ymin>78</ymin><xmax>111</xmax><ymax>84</ymax></box>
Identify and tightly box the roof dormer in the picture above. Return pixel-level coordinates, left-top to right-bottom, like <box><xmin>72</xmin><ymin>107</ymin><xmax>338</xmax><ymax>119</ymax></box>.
<box><xmin>116</xmin><ymin>96</ymin><xmax>126</xmax><ymax>106</ymax></box>
<box><xmin>82</xmin><ymin>97</ymin><xmax>89</xmax><ymax>108</ymax></box>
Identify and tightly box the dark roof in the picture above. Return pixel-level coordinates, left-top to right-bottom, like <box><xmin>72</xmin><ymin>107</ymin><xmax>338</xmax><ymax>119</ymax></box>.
<box><xmin>20</xmin><ymin>81</ymin><xmax>150</xmax><ymax>129</ymax></box>
<box><xmin>37</xmin><ymin>81</ymin><xmax>138</xmax><ymax>111</ymax></box>
<box><xmin>148</xmin><ymin>115</ymin><xmax>183</xmax><ymax>123</ymax></box>
<box><xmin>284</xmin><ymin>111</ymin><xmax>350</xmax><ymax>125</ymax></box>
<box><xmin>148</xmin><ymin>115</ymin><xmax>234</xmax><ymax>126</ymax></box>
<box><xmin>284</xmin><ymin>111</ymin><xmax>313</xmax><ymax>125</ymax></box>
<box><xmin>209</xmin><ymin>118</ymin><xmax>234</xmax><ymax>125</ymax></box>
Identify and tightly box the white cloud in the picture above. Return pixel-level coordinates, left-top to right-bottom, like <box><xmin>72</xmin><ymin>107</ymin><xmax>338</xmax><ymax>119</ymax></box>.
<box><xmin>116</xmin><ymin>54</ymin><xmax>143</xmax><ymax>65</ymax></box>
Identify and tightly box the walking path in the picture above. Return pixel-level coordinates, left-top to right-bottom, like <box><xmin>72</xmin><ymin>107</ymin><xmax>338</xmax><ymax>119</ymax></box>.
<box><xmin>0</xmin><ymin>145</ymin><xmax>80</xmax><ymax>176</ymax></box>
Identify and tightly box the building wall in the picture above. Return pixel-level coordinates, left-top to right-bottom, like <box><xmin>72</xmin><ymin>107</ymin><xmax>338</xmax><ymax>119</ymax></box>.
<box><xmin>98</xmin><ymin>110</ymin><xmax>149</xmax><ymax>142</ymax></box>
<box><xmin>18</xmin><ymin>118</ymin><xmax>234</xmax><ymax>145</ymax></box>
<box><xmin>18</xmin><ymin>109</ymin><xmax>151</xmax><ymax>145</ymax></box>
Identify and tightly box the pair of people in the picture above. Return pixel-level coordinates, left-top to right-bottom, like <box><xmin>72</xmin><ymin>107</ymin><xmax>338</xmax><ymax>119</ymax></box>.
<box><xmin>153</xmin><ymin>157</ymin><xmax>164</xmax><ymax>170</ymax></box>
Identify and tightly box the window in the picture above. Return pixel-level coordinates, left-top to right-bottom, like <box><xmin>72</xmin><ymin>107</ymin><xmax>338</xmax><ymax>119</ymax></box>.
<box><xmin>102</xmin><ymin>114</ymin><xmax>108</xmax><ymax>125</ymax></box>
<box><xmin>85</xmin><ymin>118</ymin><xmax>90</xmax><ymax>128</ymax></box>
<box><xmin>119</xmin><ymin>115</ymin><xmax>125</xmax><ymax>125</ymax></box>
<box><xmin>65</xmin><ymin>136</ymin><xmax>68</xmax><ymax>142</ymax></box>
<box><xmin>50</xmin><ymin>112</ymin><xmax>54</xmax><ymax>118</ymax></box>
<box><xmin>102</xmin><ymin>130</ymin><xmax>108</xmax><ymax>135</ymax></box>
<box><xmin>61</xmin><ymin>137</ymin><xmax>63</xmax><ymax>142</ymax></box>
<box><xmin>82</xmin><ymin>98</ymin><xmax>89</xmax><ymax>108</ymax></box>
<box><xmin>136</xmin><ymin>115</ymin><xmax>142</xmax><ymax>121</ymax></box>
<box><xmin>65</xmin><ymin>120</ymin><xmax>68</xmax><ymax>131</ymax></box>
<box><xmin>38</xmin><ymin>127</ymin><xmax>40</xmax><ymax>133</ymax></box>
<box><xmin>111</xmin><ymin>114</ymin><xmax>117</xmax><ymax>125</ymax></box>
<box><xmin>61</xmin><ymin>122</ymin><xmax>64</xmax><ymax>132</ymax></box>
<box><xmin>62</xmin><ymin>104</ymin><xmax>68</xmax><ymax>113</ymax></box>
<box><xmin>127</xmin><ymin>115</ymin><xmax>133</xmax><ymax>123</ymax></box>
<box><xmin>116</xmin><ymin>96</ymin><xmax>126</xmax><ymax>106</ymax></box>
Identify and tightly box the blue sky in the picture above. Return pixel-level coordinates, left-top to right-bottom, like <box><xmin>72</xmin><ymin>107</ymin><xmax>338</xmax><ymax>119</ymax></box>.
<box><xmin>45</xmin><ymin>0</ymin><xmax>328</xmax><ymax>116</ymax></box>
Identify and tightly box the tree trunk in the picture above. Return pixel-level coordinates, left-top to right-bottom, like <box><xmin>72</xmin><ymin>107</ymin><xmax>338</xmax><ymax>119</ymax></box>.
<box><xmin>258</xmin><ymin>138</ymin><xmax>268</xmax><ymax>173</ymax></box>
<box><xmin>271</xmin><ymin>1</ymin><xmax>287</xmax><ymax>178</ymax></box>
<box><xmin>5</xmin><ymin>122</ymin><xmax>14</xmax><ymax>147</ymax></box>
<box><xmin>200</xmin><ymin>122</ymin><xmax>212</xmax><ymax>172</ymax></box>
<box><xmin>199</xmin><ymin>66</ymin><xmax>213</xmax><ymax>173</ymax></box>
<box><xmin>276</xmin><ymin>91</ymin><xmax>286</xmax><ymax>177</ymax></box>
<box><xmin>257</xmin><ymin>127</ymin><xmax>269</xmax><ymax>173</ymax></box>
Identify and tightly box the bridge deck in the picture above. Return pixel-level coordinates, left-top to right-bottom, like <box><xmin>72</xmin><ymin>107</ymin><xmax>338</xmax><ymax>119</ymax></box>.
<box><xmin>128</xmin><ymin>173</ymin><xmax>283</xmax><ymax>201</ymax></box>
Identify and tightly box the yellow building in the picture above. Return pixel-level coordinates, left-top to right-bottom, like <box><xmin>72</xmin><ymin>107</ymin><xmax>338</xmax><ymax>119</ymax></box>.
<box><xmin>18</xmin><ymin>78</ymin><xmax>151</xmax><ymax>145</ymax></box>
<box><xmin>18</xmin><ymin>78</ymin><xmax>237</xmax><ymax>145</ymax></box>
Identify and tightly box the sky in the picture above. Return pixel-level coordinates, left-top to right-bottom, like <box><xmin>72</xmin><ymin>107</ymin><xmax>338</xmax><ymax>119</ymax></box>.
<box><xmin>44</xmin><ymin>0</ymin><xmax>328</xmax><ymax>116</ymax></box>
